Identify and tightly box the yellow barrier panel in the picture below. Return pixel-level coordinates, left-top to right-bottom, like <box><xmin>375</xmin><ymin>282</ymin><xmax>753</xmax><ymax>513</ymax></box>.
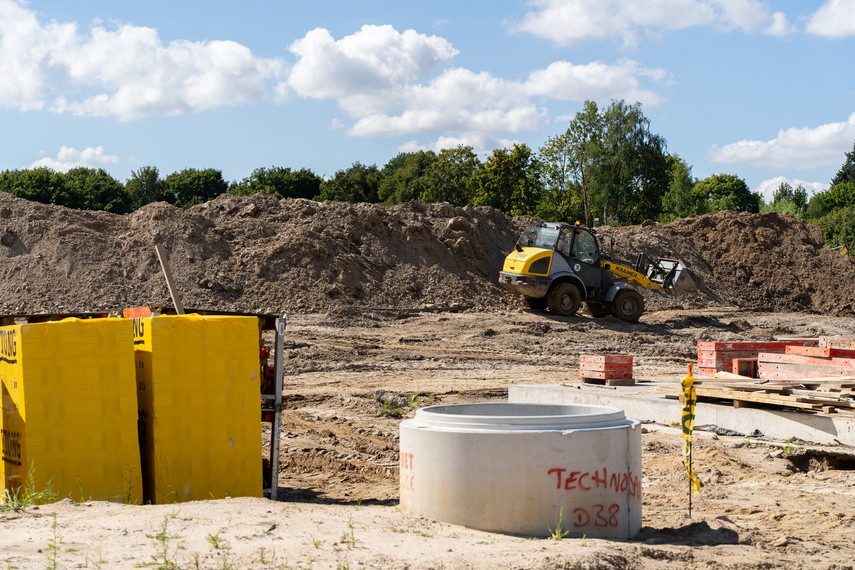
<box><xmin>0</xmin><ymin>319</ymin><xmax>141</xmax><ymax>504</ymax></box>
<box><xmin>681</xmin><ymin>363</ymin><xmax>702</xmax><ymax>494</ymax></box>
<box><xmin>133</xmin><ymin>315</ymin><xmax>262</xmax><ymax>503</ymax></box>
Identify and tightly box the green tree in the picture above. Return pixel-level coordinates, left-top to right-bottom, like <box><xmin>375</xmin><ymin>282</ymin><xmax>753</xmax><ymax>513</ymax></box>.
<box><xmin>421</xmin><ymin>146</ymin><xmax>481</xmax><ymax>207</ymax></box>
<box><xmin>831</xmin><ymin>140</ymin><xmax>855</xmax><ymax>187</ymax></box>
<box><xmin>806</xmin><ymin>191</ymin><xmax>832</xmax><ymax>220</ymax></box>
<box><xmin>538</xmin><ymin>130</ymin><xmax>584</xmax><ymax>223</ymax></box>
<box><xmin>377</xmin><ymin>151</ymin><xmax>437</xmax><ymax>205</ymax></box>
<box><xmin>126</xmin><ymin>166</ymin><xmax>170</xmax><ymax>210</ymax></box>
<box><xmin>565</xmin><ymin>101</ymin><xmax>605</xmax><ymax>226</ymax></box>
<box><xmin>546</xmin><ymin>99</ymin><xmax>672</xmax><ymax>226</ymax></box>
<box><xmin>659</xmin><ymin>154</ymin><xmax>703</xmax><ymax>221</ymax></box>
<box><xmin>317</xmin><ymin>162</ymin><xmax>382</xmax><ymax>203</ymax></box>
<box><xmin>818</xmin><ymin>205</ymin><xmax>855</xmax><ymax>250</ymax></box>
<box><xmin>1</xmin><ymin>167</ymin><xmax>130</xmax><ymax>213</ymax></box>
<box><xmin>693</xmin><ymin>174</ymin><xmax>760</xmax><ymax>213</ymax></box>
<box><xmin>62</xmin><ymin>167</ymin><xmax>131</xmax><ymax>213</ymax></box>
<box><xmin>231</xmin><ymin>166</ymin><xmax>322</xmax><ymax>200</ymax></box>
<box><xmin>806</xmin><ymin>182</ymin><xmax>855</xmax><ymax>220</ymax></box>
<box><xmin>0</xmin><ymin>167</ymin><xmax>64</xmax><ymax>204</ymax></box>
<box><xmin>824</xmin><ymin>182</ymin><xmax>855</xmax><ymax>210</ymax></box>
<box><xmin>772</xmin><ymin>182</ymin><xmax>808</xmax><ymax>210</ymax></box>
<box><xmin>763</xmin><ymin>182</ymin><xmax>808</xmax><ymax>218</ymax></box>
<box><xmin>164</xmin><ymin>168</ymin><xmax>229</xmax><ymax>208</ymax></box>
<box><xmin>472</xmin><ymin>144</ymin><xmax>543</xmax><ymax>216</ymax></box>
<box><xmin>597</xmin><ymin>100</ymin><xmax>670</xmax><ymax>225</ymax></box>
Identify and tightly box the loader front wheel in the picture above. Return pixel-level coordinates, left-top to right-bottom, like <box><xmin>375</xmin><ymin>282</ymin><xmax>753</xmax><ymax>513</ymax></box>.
<box><xmin>522</xmin><ymin>295</ymin><xmax>547</xmax><ymax>310</ymax></box>
<box><xmin>585</xmin><ymin>301</ymin><xmax>611</xmax><ymax>318</ymax></box>
<box><xmin>547</xmin><ymin>283</ymin><xmax>581</xmax><ymax>317</ymax></box>
<box><xmin>612</xmin><ymin>289</ymin><xmax>644</xmax><ymax>323</ymax></box>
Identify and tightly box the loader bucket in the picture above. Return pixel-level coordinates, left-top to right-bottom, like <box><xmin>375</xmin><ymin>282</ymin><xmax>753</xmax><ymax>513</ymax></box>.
<box><xmin>645</xmin><ymin>258</ymin><xmax>696</xmax><ymax>293</ymax></box>
<box><xmin>669</xmin><ymin>266</ymin><xmax>697</xmax><ymax>293</ymax></box>
<box><xmin>657</xmin><ymin>259</ymin><xmax>696</xmax><ymax>293</ymax></box>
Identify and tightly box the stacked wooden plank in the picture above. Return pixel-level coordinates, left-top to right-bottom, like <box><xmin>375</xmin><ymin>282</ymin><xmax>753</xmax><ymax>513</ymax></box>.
<box><xmin>684</xmin><ymin>336</ymin><xmax>855</xmax><ymax>414</ymax></box>
<box><xmin>688</xmin><ymin>376</ymin><xmax>855</xmax><ymax>416</ymax></box>
<box><xmin>758</xmin><ymin>345</ymin><xmax>855</xmax><ymax>380</ymax></box>
<box><xmin>696</xmin><ymin>341</ymin><xmax>805</xmax><ymax>378</ymax></box>
<box><xmin>579</xmin><ymin>354</ymin><xmax>633</xmax><ymax>386</ymax></box>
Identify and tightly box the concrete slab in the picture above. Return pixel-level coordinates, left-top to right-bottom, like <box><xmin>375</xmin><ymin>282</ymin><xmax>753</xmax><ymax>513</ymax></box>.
<box><xmin>509</xmin><ymin>383</ymin><xmax>855</xmax><ymax>447</ymax></box>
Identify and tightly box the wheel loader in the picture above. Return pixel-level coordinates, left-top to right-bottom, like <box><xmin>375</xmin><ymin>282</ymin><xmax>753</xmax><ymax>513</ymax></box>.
<box><xmin>498</xmin><ymin>222</ymin><xmax>694</xmax><ymax>322</ymax></box>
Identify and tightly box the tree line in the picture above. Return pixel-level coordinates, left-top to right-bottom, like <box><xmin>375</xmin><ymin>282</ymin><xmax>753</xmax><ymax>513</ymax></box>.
<box><xmin>2</xmin><ymin>99</ymin><xmax>855</xmax><ymax>247</ymax></box>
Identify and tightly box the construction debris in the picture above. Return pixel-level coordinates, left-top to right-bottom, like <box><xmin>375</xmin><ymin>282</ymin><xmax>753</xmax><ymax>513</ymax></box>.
<box><xmin>696</xmin><ymin>341</ymin><xmax>807</xmax><ymax>378</ymax></box>
<box><xmin>688</xmin><ymin>336</ymin><xmax>855</xmax><ymax>415</ymax></box>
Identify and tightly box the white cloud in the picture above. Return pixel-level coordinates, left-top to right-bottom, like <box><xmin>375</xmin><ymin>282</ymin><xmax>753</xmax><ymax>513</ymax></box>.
<box><xmin>526</xmin><ymin>60</ymin><xmax>666</xmax><ymax>106</ymax></box>
<box><xmin>513</xmin><ymin>0</ymin><xmax>794</xmax><ymax>47</ymax></box>
<box><xmin>346</xmin><ymin>67</ymin><xmax>549</xmax><ymax>136</ymax></box>
<box><xmin>754</xmin><ymin>176</ymin><xmax>826</xmax><ymax>203</ymax></box>
<box><xmin>0</xmin><ymin>0</ymin><xmax>74</xmax><ymax>110</ymax></box>
<box><xmin>287</xmin><ymin>26</ymin><xmax>666</xmax><ymax>140</ymax></box>
<box><xmin>29</xmin><ymin>146</ymin><xmax>120</xmax><ymax>172</ymax></box>
<box><xmin>706</xmin><ymin>113</ymin><xmax>855</xmax><ymax>169</ymax></box>
<box><xmin>0</xmin><ymin>0</ymin><xmax>286</xmax><ymax>120</ymax></box>
<box><xmin>806</xmin><ymin>0</ymin><xmax>855</xmax><ymax>38</ymax></box>
<box><xmin>1</xmin><ymin>3</ymin><xmax>670</xmax><ymax>144</ymax></box>
<box><xmin>287</xmin><ymin>25</ymin><xmax>457</xmax><ymax>102</ymax></box>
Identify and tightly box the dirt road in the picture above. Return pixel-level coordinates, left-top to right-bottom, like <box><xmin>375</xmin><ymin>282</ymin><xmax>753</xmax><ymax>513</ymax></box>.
<box><xmin>3</xmin><ymin>307</ymin><xmax>855</xmax><ymax>569</ymax></box>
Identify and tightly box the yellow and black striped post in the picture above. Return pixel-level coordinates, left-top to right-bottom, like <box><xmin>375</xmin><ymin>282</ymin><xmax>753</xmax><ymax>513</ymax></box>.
<box><xmin>681</xmin><ymin>363</ymin><xmax>702</xmax><ymax>516</ymax></box>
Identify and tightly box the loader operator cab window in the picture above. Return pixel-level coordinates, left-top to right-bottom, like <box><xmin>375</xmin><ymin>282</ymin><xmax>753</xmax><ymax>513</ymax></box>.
<box><xmin>518</xmin><ymin>224</ymin><xmax>560</xmax><ymax>249</ymax></box>
<box><xmin>556</xmin><ymin>228</ymin><xmax>573</xmax><ymax>258</ymax></box>
<box><xmin>571</xmin><ymin>229</ymin><xmax>598</xmax><ymax>265</ymax></box>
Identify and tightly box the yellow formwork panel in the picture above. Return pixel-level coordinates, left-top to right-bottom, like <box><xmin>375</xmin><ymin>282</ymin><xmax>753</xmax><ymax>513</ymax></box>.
<box><xmin>133</xmin><ymin>315</ymin><xmax>262</xmax><ymax>504</ymax></box>
<box><xmin>0</xmin><ymin>319</ymin><xmax>142</xmax><ymax>504</ymax></box>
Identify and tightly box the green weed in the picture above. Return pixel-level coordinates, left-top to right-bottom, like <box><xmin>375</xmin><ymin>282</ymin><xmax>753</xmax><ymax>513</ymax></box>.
<box><xmin>45</xmin><ymin>513</ymin><xmax>60</xmax><ymax>570</ymax></box>
<box><xmin>380</xmin><ymin>399</ymin><xmax>405</xmax><ymax>418</ymax></box>
<box><xmin>147</xmin><ymin>512</ymin><xmax>180</xmax><ymax>569</ymax></box>
<box><xmin>206</xmin><ymin>531</ymin><xmax>229</xmax><ymax>550</ymax></box>
<box><xmin>389</xmin><ymin>527</ymin><xmax>432</xmax><ymax>537</ymax></box>
<box><xmin>548</xmin><ymin>508</ymin><xmax>571</xmax><ymax>540</ymax></box>
<box><xmin>340</xmin><ymin>516</ymin><xmax>358</xmax><ymax>549</ymax></box>
<box><xmin>0</xmin><ymin>462</ymin><xmax>58</xmax><ymax>512</ymax></box>
<box><xmin>256</xmin><ymin>547</ymin><xmax>277</xmax><ymax>566</ymax></box>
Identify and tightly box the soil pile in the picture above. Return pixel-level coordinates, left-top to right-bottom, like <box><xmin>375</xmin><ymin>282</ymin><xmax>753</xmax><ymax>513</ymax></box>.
<box><xmin>598</xmin><ymin>211</ymin><xmax>855</xmax><ymax>315</ymax></box>
<box><xmin>0</xmin><ymin>192</ymin><xmax>529</xmax><ymax>315</ymax></box>
<box><xmin>0</xmin><ymin>191</ymin><xmax>853</xmax><ymax>316</ymax></box>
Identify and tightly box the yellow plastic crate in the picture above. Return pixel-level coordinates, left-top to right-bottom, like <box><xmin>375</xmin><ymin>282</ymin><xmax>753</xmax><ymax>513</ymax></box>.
<box><xmin>0</xmin><ymin>318</ymin><xmax>141</xmax><ymax>504</ymax></box>
<box><xmin>133</xmin><ymin>315</ymin><xmax>262</xmax><ymax>503</ymax></box>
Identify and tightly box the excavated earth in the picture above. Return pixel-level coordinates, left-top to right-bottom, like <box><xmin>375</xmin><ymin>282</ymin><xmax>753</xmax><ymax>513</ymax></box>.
<box><xmin>1</xmin><ymin>190</ymin><xmax>854</xmax><ymax>316</ymax></box>
<box><xmin>2</xmin><ymin>191</ymin><xmax>855</xmax><ymax>569</ymax></box>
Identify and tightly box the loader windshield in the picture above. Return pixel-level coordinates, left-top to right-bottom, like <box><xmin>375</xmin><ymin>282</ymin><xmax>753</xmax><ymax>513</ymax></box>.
<box><xmin>518</xmin><ymin>224</ymin><xmax>559</xmax><ymax>249</ymax></box>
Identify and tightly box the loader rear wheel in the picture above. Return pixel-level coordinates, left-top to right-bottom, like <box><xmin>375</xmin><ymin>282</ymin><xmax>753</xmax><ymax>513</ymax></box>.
<box><xmin>547</xmin><ymin>283</ymin><xmax>581</xmax><ymax>317</ymax></box>
<box><xmin>522</xmin><ymin>296</ymin><xmax>547</xmax><ymax>310</ymax></box>
<box><xmin>585</xmin><ymin>301</ymin><xmax>611</xmax><ymax>318</ymax></box>
<box><xmin>612</xmin><ymin>289</ymin><xmax>644</xmax><ymax>323</ymax></box>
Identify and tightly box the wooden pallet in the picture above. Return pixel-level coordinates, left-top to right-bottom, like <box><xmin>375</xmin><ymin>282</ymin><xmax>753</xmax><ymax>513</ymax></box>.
<box><xmin>680</xmin><ymin>374</ymin><xmax>855</xmax><ymax>414</ymax></box>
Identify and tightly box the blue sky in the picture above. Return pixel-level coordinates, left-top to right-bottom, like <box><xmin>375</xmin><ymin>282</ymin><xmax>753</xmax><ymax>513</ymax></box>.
<box><xmin>1</xmin><ymin>0</ymin><xmax>854</xmax><ymax>202</ymax></box>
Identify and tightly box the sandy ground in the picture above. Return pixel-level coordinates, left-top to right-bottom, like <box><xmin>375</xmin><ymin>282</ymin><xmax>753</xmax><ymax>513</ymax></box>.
<box><xmin>4</xmin><ymin>307</ymin><xmax>855</xmax><ymax>569</ymax></box>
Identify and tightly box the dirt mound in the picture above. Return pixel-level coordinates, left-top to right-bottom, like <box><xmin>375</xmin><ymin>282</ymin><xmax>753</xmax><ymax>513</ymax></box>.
<box><xmin>598</xmin><ymin>211</ymin><xmax>855</xmax><ymax>315</ymax></box>
<box><xmin>0</xmin><ymin>191</ymin><xmax>853</xmax><ymax>316</ymax></box>
<box><xmin>0</xmin><ymin>192</ymin><xmax>529</xmax><ymax>314</ymax></box>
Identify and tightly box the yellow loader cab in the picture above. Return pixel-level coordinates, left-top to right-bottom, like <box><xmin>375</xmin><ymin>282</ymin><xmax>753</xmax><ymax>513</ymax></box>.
<box><xmin>499</xmin><ymin>222</ymin><xmax>693</xmax><ymax>322</ymax></box>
